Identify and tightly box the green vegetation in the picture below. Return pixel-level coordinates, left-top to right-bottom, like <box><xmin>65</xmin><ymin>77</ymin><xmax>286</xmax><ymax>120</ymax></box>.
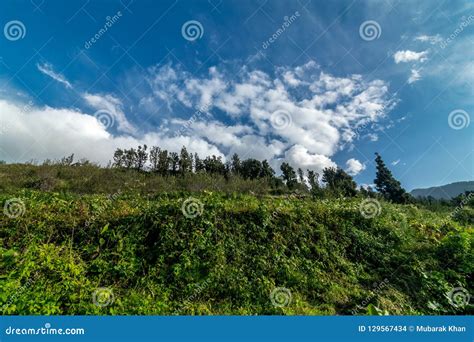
<box><xmin>0</xmin><ymin>152</ymin><xmax>472</xmax><ymax>315</ymax></box>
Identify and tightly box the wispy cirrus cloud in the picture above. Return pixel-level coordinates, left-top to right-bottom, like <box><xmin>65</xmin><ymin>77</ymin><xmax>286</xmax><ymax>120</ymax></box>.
<box><xmin>414</xmin><ymin>34</ymin><xmax>442</xmax><ymax>45</ymax></box>
<box><xmin>36</xmin><ymin>63</ymin><xmax>73</xmax><ymax>89</ymax></box>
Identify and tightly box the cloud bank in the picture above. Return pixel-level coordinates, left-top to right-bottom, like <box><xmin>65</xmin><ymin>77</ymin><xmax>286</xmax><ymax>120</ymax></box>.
<box><xmin>0</xmin><ymin>60</ymin><xmax>395</xmax><ymax>176</ymax></box>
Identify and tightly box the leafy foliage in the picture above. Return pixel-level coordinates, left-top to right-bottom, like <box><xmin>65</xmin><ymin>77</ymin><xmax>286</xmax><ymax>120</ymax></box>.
<box><xmin>0</xmin><ymin>190</ymin><xmax>471</xmax><ymax>315</ymax></box>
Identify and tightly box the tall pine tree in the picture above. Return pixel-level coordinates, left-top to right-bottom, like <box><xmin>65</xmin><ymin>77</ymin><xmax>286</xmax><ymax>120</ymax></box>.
<box><xmin>374</xmin><ymin>153</ymin><xmax>410</xmax><ymax>203</ymax></box>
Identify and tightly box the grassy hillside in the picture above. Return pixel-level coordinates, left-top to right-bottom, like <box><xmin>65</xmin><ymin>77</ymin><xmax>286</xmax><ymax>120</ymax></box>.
<box><xmin>1</xmin><ymin>189</ymin><xmax>472</xmax><ymax>315</ymax></box>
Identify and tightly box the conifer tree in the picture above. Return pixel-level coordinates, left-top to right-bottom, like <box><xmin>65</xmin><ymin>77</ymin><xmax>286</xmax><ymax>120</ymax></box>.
<box><xmin>374</xmin><ymin>153</ymin><xmax>410</xmax><ymax>203</ymax></box>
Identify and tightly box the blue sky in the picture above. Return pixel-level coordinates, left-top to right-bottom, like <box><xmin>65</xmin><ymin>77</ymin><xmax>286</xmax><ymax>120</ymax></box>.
<box><xmin>0</xmin><ymin>0</ymin><xmax>472</xmax><ymax>190</ymax></box>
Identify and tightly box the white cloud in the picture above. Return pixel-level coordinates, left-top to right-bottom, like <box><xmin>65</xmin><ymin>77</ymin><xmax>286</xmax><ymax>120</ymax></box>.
<box><xmin>414</xmin><ymin>34</ymin><xmax>442</xmax><ymax>45</ymax></box>
<box><xmin>36</xmin><ymin>63</ymin><xmax>73</xmax><ymax>89</ymax></box>
<box><xmin>408</xmin><ymin>68</ymin><xmax>422</xmax><ymax>84</ymax></box>
<box><xmin>393</xmin><ymin>50</ymin><xmax>428</xmax><ymax>64</ymax></box>
<box><xmin>284</xmin><ymin>144</ymin><xmax>336</xmax><ymax>174</ymax></box>
<box><xmin>3</xmin><ymin>60</ymin><xmax>396</xmax><ymax>174</ymax></box>
<box><xmin>345</xmin><ymin>158</ymin><xmax>366</xmax><ymax>176</ymax></box>
<box><xmin>83</xmin><ymin>93</ymin><xmax>136</xmax><ymax>135</ymax></box>
<box><xmin>391</xmin><ymin>159</ymin><xmax>400</xmax><ymax>166</ymax></box>
<box><xmin>0</xmin><ymin>99</ymin><xmax>221</xmax><ymax>164</ymax></box>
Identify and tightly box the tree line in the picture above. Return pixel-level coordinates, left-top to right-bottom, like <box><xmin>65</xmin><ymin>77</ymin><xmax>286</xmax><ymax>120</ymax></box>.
<box><xmin>112</xmin><ymin>145</ymin><xmax>411</xmax><ymax>203</ymax></box>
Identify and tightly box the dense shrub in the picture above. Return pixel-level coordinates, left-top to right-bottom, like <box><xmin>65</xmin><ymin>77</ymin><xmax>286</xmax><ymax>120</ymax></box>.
<box><xmin>1</xmin><ymin>191</ymin><xmax>472</xmax><ymax>315</ymax></box>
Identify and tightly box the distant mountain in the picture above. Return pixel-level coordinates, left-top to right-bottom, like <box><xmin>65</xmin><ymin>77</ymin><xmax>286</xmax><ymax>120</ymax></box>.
<box><xmin>411</xmin><ymin>181</ymin><xmax>474</xmax><ymax>200</ymax></box>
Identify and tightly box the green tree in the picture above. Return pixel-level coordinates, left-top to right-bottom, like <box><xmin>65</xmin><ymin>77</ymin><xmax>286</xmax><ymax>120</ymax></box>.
<box><xmin>240</xmin><ymin>159</ymin><xmax>262</xmax><ymax>179</ymax></box>
<box><xmin>231</xmin><ymin>153</ymin><xmax>241</xmax><ymax>175</ymax></box>
<box><xmin>149</xmin><ymin>146</ymin><xmax>160</xmax><ymax>172</ymax></box>
<box><xmin>179</xmin><ymin>146</ymin><xmax>192</xmax><ymax>175</ymax></box>
<box><xmin>194</xmin><ymin>153</ymin><xmax>204</xmax><ymax>173</ymax></box>
<box><xmin>260</xmin><ymin>160</ymin><xmax>275</xmax><ymax>179</ymax></box>
<box><xmin>280</xmin><ymin>162</ymin><xmax>297</xmax><ymax>189</ymax></box>
<box><xmin>322</xmin><ymin>167</ymin><xmax>357</xmax><ymax>197</ymax></box>
<box><xmin>135</xmin><ymin>145</ymin><xmax>148</xmax><ymax>171</ymax></box>
<box><xmin>374</xmin><ymin>153</ymin><xmax>410</xmax><ymax>203</ymax></box>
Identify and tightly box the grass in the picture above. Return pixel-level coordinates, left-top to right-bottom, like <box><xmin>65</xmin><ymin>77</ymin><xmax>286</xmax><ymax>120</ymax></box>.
<box><xmin>1</xmin><ymin>187</ymin><xmax>472</xmax><ymax>315</ymax></box>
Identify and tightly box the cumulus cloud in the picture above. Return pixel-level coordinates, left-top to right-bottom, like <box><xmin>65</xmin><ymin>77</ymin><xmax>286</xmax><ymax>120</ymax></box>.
<box><xmin>393</xmin><ymin>50</ymin><xmax>428</xmax><ymax>63</ymax></box>
<box><xmin>345</xmin><ymin>158</ymin><xmax>366</xmax><ymax>176</ymax></box>
<box><xmin>37</xmin><ymin>63</ymin><xmax>72</xmax><ymax>89</ymax></box>
<box><xmin>2</xmin><ymin>60</ymin><xmax>395</xmax><ymax>174</ymax></box>
<box><xmin>0</xmin><ymin>100</ymin><xmax>222</xmax><ymax>164</ymax></box>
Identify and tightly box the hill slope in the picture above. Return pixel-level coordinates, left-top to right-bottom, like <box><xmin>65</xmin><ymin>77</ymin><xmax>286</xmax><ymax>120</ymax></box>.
<box><xmin>1</xmin><ymin>191</ymin><xmax>472</xmax><ymax>315</ymax></box>
<box><xmin>411</xmin><ymin>181</ymin><xmax>474</xmax><ymax>200</ymax></box>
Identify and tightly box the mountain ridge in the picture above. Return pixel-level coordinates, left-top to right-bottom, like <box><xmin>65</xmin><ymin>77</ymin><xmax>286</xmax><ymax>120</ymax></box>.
<box><xmin>410</xmin><ymin>180</ymin><xmax>474</xmax><ymax>200</ymax></box>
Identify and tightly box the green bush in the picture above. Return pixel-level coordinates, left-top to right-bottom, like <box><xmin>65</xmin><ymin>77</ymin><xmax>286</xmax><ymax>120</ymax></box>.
<box><xmin>1</xmin><ymin>190</ymin><xmax>472</xmax><ymax>315</ymax></box>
